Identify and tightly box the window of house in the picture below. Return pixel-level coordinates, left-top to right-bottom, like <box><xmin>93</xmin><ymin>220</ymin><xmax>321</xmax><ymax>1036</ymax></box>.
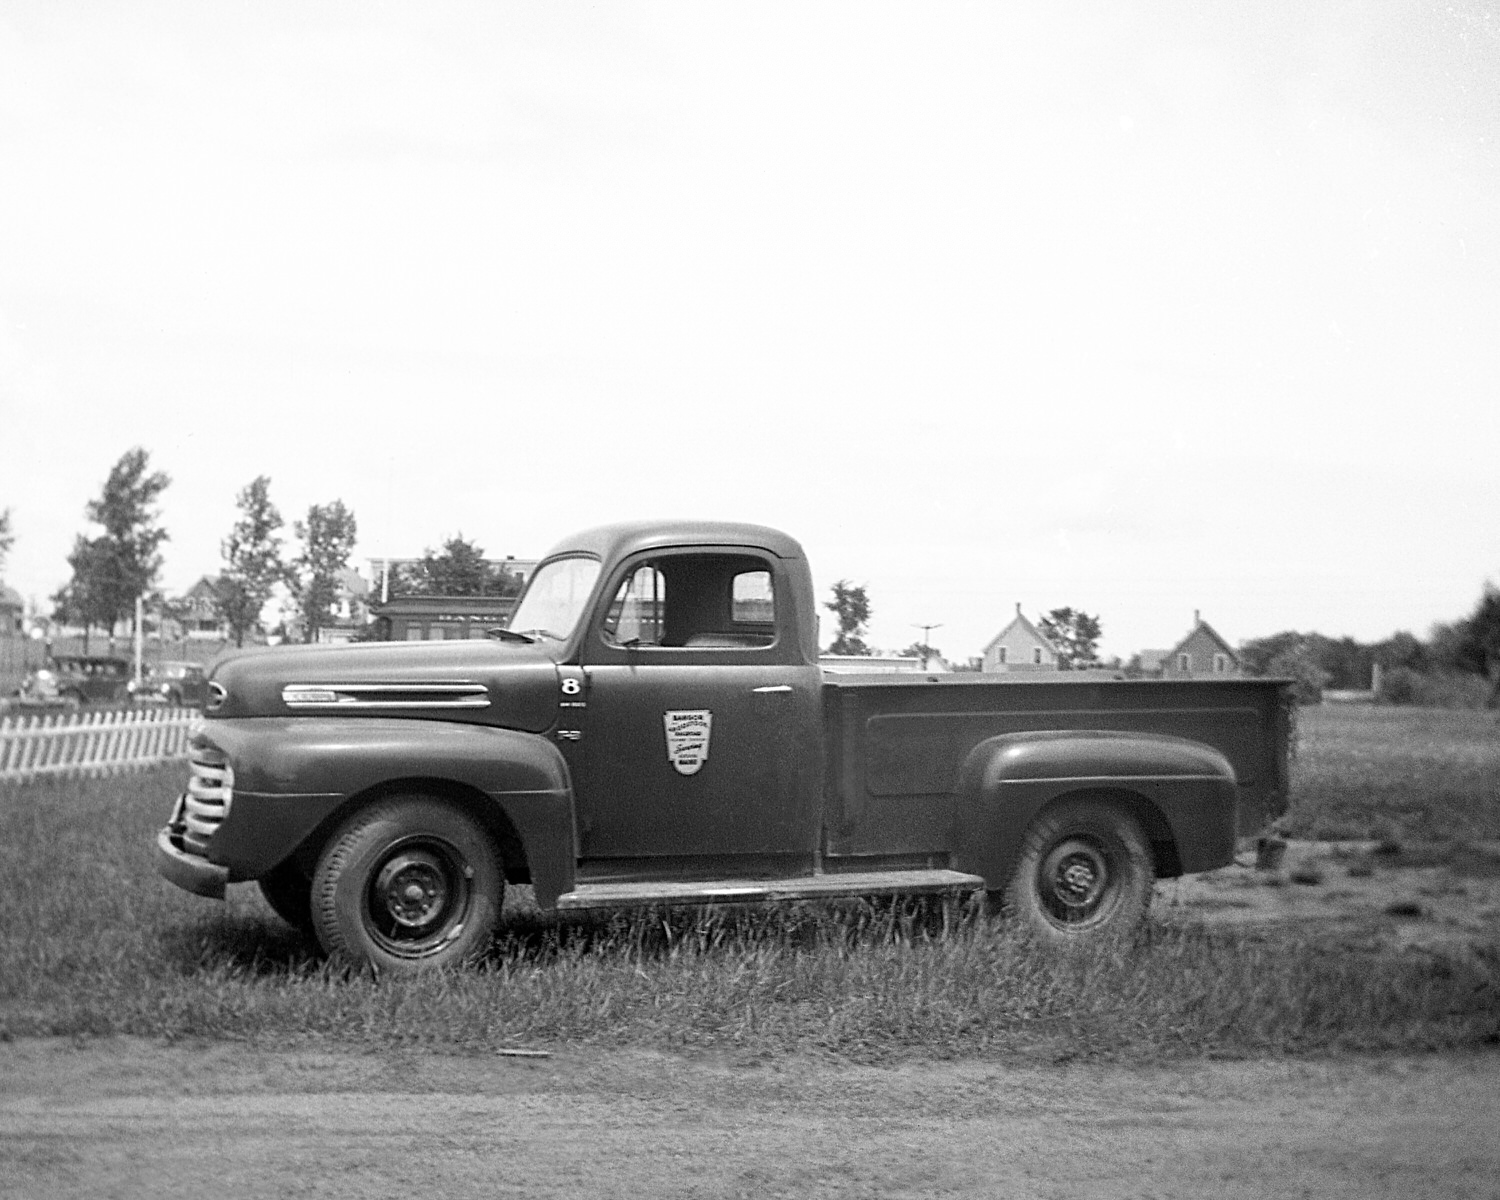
<box><xmin>1179</xmin><ymin>653</ymin><xmax>1190</xmax><ymax>672</ymax></box>
<box><xmin>1214</xmin><ymin>653</ymin><xmax>1227</xmax><ymax>673</ymax></box>
<box><xmin>405</xmin><ymin>626</ymin><xmax>424</xmax><ymax>641</ymax></box>
<box><xmin>998</xmin><ymin>646</ymin><xmax>1008</xmax><ymax>664</ymax></box>
<box><xmin>1032</xmin><ymin>647</ymin><xmax>1043</xmax><ymax>664</ymax></box>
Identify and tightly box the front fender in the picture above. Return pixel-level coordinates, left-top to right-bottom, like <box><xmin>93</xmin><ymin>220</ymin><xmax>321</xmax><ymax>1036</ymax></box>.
<box><xmin>951</xmin><ymin>730</ymin><xmax>1238</xmax><ymax>889</ymax></box>
<box><xmin>196</xmin><ymin>718</ymin><xmax>576</xmax><ymax>904</ymax></box>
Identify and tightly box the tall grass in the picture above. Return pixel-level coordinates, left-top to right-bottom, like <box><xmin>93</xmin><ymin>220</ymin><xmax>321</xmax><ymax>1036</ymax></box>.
<box><xmin>1285</xmin><ymin>704</ymin><xmax>1500</xmax><ymax>841</ymax></box>
<box><xmin>2</xmin><ymin>763</ymin><xmax>1496</xmax><ymax>1059</ymax></box>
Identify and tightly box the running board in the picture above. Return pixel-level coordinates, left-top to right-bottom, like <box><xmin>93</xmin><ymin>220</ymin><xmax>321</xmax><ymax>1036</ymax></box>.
<box><xmin>555</xmin><ymin>869</ymin><xmax>985</xmax><ymax>912</ymax></box>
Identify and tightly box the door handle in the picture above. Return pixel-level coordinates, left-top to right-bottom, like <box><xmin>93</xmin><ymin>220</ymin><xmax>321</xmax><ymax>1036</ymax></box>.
<box><xmin>752</xmin><ymin>685</ymin><xmax>793</xmax><ymax>694</ymax></box>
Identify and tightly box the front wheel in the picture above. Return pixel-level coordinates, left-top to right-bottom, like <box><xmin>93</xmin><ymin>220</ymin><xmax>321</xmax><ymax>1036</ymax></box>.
<box><xmin>1003</xmin><ymin>798</ymin><xmax>1153</xmax><ymax>943</ymax></box>
<box><xmin>312</xmin><ymin>797</ymin><xmax>503</xmax><ymax>973</ymax></box>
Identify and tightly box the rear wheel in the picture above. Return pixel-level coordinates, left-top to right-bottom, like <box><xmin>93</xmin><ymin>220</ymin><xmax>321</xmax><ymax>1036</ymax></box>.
<box><xmin>1003</xmin><ymin>798</ymin><xmax>1153</xmax><ymax>943</ymax></box>
<box><xmin>312</xmin><ymin>797</ymin><xmax>503</xmax><ymax>973</ymax></box>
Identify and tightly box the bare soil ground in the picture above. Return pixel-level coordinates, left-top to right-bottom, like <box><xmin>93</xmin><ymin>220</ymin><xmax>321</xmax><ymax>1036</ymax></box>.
<box><xmin>2</xmin><ymin>1038</ymin><xmax>1497</xmax><ymax>1199</ymax></box>
<box><xmin>3</xmin><ymin>841</ymin><xmax>1498</xmax><ymax>1200</ymax></box>
<box><xmin>1156</xmin><ymin>838</ymin><xmax>1500</xmax><ymax>953</ymax></box>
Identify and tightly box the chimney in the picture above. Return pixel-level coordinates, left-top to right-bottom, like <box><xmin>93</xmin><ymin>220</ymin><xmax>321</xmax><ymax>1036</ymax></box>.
<box><xmin>1015</xmin><ymin>602</ymin><xmax>1022</xmax><ymax>615</ymax></box>
<box><xmin>1194</xmin><ymin>608</ymin><xmax>1201</xmax><ymax>626</ymax></box>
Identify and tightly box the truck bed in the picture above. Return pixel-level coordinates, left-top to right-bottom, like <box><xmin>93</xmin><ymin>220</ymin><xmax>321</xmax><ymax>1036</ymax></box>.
<box><xmin>821</xmin><ymin>673</ymin><xmax>1291</xmax><ymax>857</ymax></box>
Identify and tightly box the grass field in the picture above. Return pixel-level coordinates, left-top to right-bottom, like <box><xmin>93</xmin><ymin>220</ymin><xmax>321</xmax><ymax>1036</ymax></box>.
<box><xmin>1285</xmin><ymin>703</ymin><xmax>1500</xmax><ymax>841</ymax></box>
<box><xmin>0</xmin><ymin>705</ymin><xmax>1496</xmax><ymax>1061</ymax></box>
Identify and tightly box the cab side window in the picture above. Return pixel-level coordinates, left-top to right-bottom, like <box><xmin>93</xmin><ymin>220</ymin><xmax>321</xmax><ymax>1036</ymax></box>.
<box><xmin>599</xmin><ymin>554</ymin><xmax>776</xmax><ymax>650</ymax></box>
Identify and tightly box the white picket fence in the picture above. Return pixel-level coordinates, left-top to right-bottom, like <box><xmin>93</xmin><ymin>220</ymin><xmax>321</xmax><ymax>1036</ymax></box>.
<box><xmin>0</xmin><ymin>707</ymin><xmax>196</xmax><ymax>783</ymax></box>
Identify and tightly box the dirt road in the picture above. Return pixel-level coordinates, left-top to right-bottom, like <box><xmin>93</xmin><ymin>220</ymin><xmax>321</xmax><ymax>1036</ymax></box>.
<box><xmin>3</xmin><ymin>1037</ymin><xmax>1498</xmax><ymax>1199</ymax></box>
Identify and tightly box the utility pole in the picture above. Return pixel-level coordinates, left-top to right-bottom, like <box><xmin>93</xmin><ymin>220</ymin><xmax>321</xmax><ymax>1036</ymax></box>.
<box><xmin>912</xmin><ymin>622</ymin><xmax>943</xmax><ymax>669</ymax></box>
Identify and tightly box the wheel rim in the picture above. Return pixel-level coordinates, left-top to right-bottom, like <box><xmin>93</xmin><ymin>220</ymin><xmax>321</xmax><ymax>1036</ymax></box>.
<box><xmin>1037</xmin><ymin>836</ymin><xmax>1114</xmax><ymax>928</ymax></box>
<box><xmin>363</xmin><ymin>837</ymin><xmax>472</xmax><ymax>959</ymax></box>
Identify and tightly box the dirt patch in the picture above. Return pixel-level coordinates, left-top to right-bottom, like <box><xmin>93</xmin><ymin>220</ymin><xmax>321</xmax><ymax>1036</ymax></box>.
<box><xmin>1</xmin><ymin>1037</ymin><xmax>1498</xmax><ymax>1199</ymax></box>
<box><xmin>1156</xmin><ymin>839</ymin><xmax>1500</xmax><ymax>953</ymax></box>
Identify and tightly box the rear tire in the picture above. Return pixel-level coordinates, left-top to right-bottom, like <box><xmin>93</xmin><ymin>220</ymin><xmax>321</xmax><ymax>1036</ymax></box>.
<box><xmin>312</xmin><ymin>797</ymin><xmax>503</xmax><ymax>973</ymax></box>
<box><xmin>1003</xmin><ymin>798</ymin><xmax>1153</xmax><ymax>943</ymax></box>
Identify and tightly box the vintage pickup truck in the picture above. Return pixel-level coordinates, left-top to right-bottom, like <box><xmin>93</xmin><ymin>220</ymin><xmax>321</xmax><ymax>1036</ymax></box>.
<box><xmin>156</xmin><ymin>520</ymin><xmax>1292</xmax><ymax>972</ymax></box>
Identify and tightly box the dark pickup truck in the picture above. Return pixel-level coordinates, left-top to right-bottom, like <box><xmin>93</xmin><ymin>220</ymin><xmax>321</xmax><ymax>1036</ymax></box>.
<box><xmin>156</xmin><ymin>521</ymin><xmax>1291</xmax><ymax>972</ymax></box>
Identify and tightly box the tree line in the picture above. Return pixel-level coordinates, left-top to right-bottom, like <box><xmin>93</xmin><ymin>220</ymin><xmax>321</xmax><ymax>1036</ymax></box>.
<box><xmin>1241</xmin><ymin>589</ymin><xmax>1500</xmax><ymax>707</ymax></box>
<box><xmin>828</xmin><ymin>573</ymin><xmax>1498</xmax><ymax>709</ymax></box>
<box><xmin>6</xmin><ymin>446</ymin><xmax>522</xmax><ymax>650</ymax></box>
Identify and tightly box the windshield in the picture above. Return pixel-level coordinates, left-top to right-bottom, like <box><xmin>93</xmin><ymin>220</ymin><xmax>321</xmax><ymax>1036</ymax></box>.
<box><xmin>507</xmin><ymin>556</ymin><xmax>602</xmax><ymax>642</ymax></box>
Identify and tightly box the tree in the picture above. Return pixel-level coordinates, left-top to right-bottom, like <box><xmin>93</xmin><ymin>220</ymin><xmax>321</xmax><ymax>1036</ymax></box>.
<box><xmin>898</xmin><ymin>640</ymin><xmax>944</xmax><ymax>667</ymax></box>
<box><xmin>395</xmin><ymin>534</ymin><xmax>522</xmax><ymax>598</ymax></box>
<box><xmin>290</xmin><ymin>500</ymin><xmax>358</xmax><ymax>643</ymax></box>
<box><xmin>0</xmin><ymin>507</ymin><xmax>13</xmax><ymax>577</ymax></box>
<box><xmin>1038</xmin><ymin>607</ymin><xmax>1102</xmax><ymax>670</ymax></box>
<box><xmin>825</xmin><ymin>580</ymin><xmax>872</xmax><ymax>656</ymax></box>
<box><xmin>1438</xmin><ymin>584</ymin><xmax>1500</xmax><ymax>704</ymax></box>
<box><xmin>1239</xmin><ymin>631</ymin><xmax>1329</xmax><ymax>704</ymax></box>
<box><xmin>1373</xmin><ymin>630</ymin><xmax>1429</xmax><ymax>674</ymax></box>
<box><xmin>68</xmin><ymin>448</ymin><xmax>172</xmax><ymax>636</ymax></box>
<box><xmin>217</xmin><ymin>476</ymin><xmax>286</xmax><ymax>648</ymax></box>
<box><xmin>52</xmin><ymin>536</ymin><xmax>115</xmax><ymax>651</ymax></box>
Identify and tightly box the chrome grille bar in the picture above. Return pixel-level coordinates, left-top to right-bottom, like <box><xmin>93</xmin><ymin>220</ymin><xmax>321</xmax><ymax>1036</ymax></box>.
<box><xmin>182</xmin><ymin>755</ymin><xmax>232</xmax><ymax>848</ymax></box>
<box><xmin>282</xmin><ymin>682</ymin><xmax>490</xmax><ymax>710</ymax></box>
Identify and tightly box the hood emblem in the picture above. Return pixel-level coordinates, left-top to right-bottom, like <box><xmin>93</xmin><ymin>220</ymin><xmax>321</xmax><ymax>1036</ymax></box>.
<box><xmin>663</xmin><ymin>709</ymin><xmax>712</xmax><ymax>776</ymax></box>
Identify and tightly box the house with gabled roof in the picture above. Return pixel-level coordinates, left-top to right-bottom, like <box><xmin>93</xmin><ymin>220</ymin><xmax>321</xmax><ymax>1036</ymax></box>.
<box><xmin>1162</xmin><ymin>610</ymin><xmax>1241</xmax><ymax>678</ymax></box>
<box><xmin>981</xmin><ymin>603</ymin><xmax>1061</xmax><ymax>673</ymax></box>
<box><xmin>1</xmin><ymin>584</ymin><xmax>24</xmax><ymax>636</ymax></box>
<box><xmin>182</xmin><ymin>575</ymin><xmax>227</xmax><ymax>639</ymax></box>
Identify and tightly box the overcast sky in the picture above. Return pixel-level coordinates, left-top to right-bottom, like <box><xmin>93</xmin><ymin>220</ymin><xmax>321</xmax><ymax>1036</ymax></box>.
<box><xmin>2</xmin><ymin>2</ymin><xmax>1496</xmax><ymax>662</ymax></box>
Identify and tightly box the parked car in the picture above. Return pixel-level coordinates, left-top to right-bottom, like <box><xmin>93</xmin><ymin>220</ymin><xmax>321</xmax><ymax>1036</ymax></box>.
<box><xmin>19</xmin><ymin>655</ymin><xmax>133</xmax><ymax>707</ymax></box>
<box><xmin>128</xmin><ymin>661</ymin><xmax>209</xmax><ymax>708</ymax></box>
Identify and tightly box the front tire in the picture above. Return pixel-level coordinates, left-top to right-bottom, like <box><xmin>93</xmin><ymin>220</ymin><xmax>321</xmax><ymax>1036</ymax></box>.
<box><xmin>1003</xmin><ymin>798</ymin><xmax>1153</xmax><ymax>943</ymax></box>
<box><xmin>312</xmin><ymin>797</ymin><xmax>503</xmax><ymax>973</ymax></box>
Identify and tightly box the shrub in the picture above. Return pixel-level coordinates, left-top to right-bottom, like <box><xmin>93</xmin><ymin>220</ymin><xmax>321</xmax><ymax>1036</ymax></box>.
<box><xmin>1376</xmin><ymin>668</ymin><xmax>1492</xmax><ymax>710</ymax></box>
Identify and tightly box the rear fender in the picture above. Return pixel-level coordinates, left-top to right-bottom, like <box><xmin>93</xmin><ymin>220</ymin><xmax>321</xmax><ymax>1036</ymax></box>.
<box><xmin>198</xmin><ymin>718</ymin><xmax>577</xmax><ymax>906</ymax></box>
<box><xmin>950</xmin><ymin>730</ymin><xmax>1238</xmax><ymax>889</ymax></box>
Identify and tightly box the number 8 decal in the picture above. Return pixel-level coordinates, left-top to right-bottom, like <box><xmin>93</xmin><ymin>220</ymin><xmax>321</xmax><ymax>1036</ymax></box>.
<box><xmin>561</xmin><ymin>677</ymin><xmax>582</xmax><ymax>695</ymax></box>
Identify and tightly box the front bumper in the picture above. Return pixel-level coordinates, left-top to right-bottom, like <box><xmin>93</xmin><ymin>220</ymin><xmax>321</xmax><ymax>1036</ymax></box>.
<box><xmin>155</xmin><ymin>808</ymin><xmax>229</xmax><ymax>900</ymax></box>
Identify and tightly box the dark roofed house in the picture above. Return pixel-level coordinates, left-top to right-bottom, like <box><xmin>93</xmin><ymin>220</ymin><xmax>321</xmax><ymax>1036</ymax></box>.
<box><xmin>368</xmin><ymin>594</ymin><xmax>519</xmax><ymax>642</ymax></box>
<box><xmin>1162</xmin><ymin>611</ymin><xmax>1241</xmax><ymax>678</ymax></box>
<box><xmin>182</xmin><ymin>576</ymin><xmax>227</xmax><ymax>640</ymax></box>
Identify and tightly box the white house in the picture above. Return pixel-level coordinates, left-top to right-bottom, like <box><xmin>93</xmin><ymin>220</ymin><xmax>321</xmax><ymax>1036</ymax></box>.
<box><xmin>981</xmin><ymin>604</ymin><xmax>1061</xmax><ymax>673</ymax></box>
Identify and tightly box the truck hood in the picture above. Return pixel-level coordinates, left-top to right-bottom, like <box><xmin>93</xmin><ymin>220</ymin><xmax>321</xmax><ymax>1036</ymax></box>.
<box><xmin>205</xmin><ymin>638</ymin><xmax>560</xmax><ymax>733</ymax></box>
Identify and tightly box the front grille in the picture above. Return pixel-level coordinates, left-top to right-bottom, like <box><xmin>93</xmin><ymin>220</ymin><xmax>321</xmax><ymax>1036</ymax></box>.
<box><xmin>182</xmin><ymin>753</ymin><xmax>233</xmax><ymax>852</ymax></box>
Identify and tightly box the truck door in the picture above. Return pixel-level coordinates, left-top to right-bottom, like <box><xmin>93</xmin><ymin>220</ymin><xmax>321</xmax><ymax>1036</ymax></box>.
<box><xmin>574</xmin><ymin>550</ymin><xmax>822</xmax><ymax>863</ymax></box>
